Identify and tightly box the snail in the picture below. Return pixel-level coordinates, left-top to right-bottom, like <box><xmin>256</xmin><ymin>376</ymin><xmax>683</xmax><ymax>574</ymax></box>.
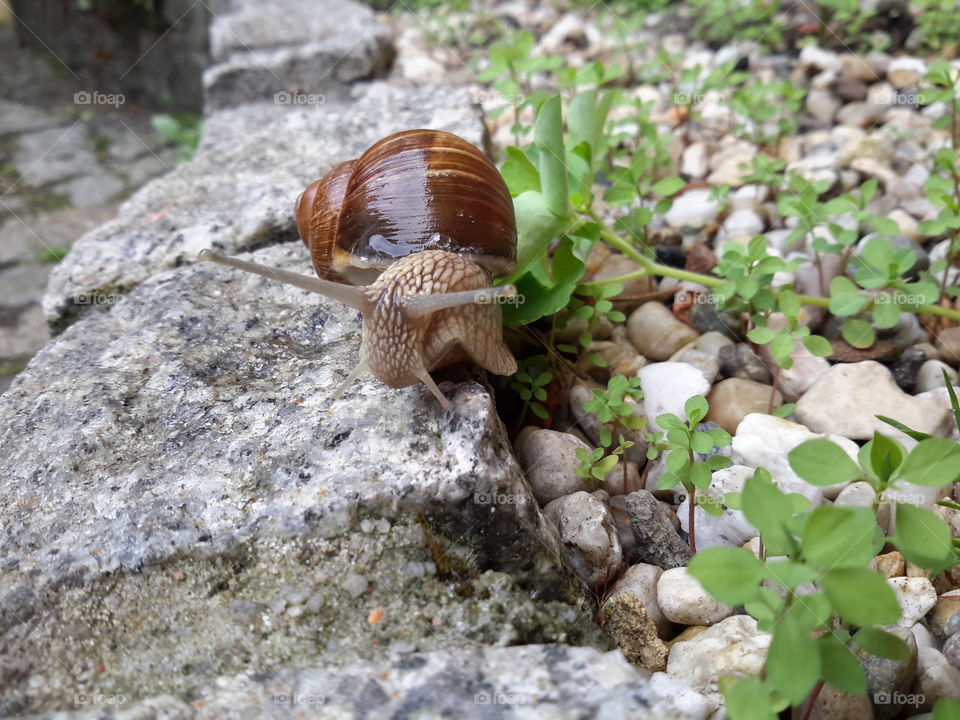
<box><xmin>200</xmin><ymin>129</ymin><xmax>519</xmax><ymax>409</ymax></box>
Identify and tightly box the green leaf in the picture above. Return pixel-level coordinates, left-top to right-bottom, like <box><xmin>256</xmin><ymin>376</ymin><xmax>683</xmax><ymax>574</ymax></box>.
<box><xmin>821</xmin><ymin>568</ymin><xmax>901</xmax><ymax>627</ymax></box>
<box><xmin>829</xmin><ymin>277</ymin><xmax>868</xmax><ymax>316</ymax></box>
<box><xmin>685</xmin><ymin>395</ymin><xmax>708</xmax><ymax>425</ymax></box>
<box><xmin>689</xmin><ymin>462</ymin><xmax>713</xmax><ymax>489</ymax></box>
<box><xmin>875</xmin><ymin>415</ymin><xmax>932</xmax><ymax>442</ymax></box>
<box><xmin>868</xmin><ymin>432</ymin><xmax>904</xmax><ymax>483</ymax></box>
<box><xmin>778</xmin><ymin>289</ymin><xmax>801</xmax><ymax>317</ymax></box>
<box><xmin>651</xmin><ymin>176</ymin><xmax>685</xmax><ymax>196</ymax></box>
<box><xmin>688</xmin><ymin>547</ymin><xmax>765</xmax><ymax>605</ymax></box>
<box><xmin>742</xmin><ymin>471</ymin><xmax>798</xmax><ymax>556</ymax></box>
<box><xmin>747</xmin><ymin>326</ymin><xmax>777</xmax><ymax>344</ymax></box>
<box><xmin>892</xmin><ymin>503</ymin><xmax>955</xmax><ymax>571</ymax></box>
<box><xmin>502</xmin><ymin>239</ymin><xmax>584</xmax><ymax>326</ymax></box>
<box><xmin>766</xmin><ymin>606</ymin><xmax>820</xmax><ymax>704</ymax></box>
<box><xmin>787</xmin><ymin>440</ymin><xmax>862</xmax><ymax>486</ymax></box>
<box><xmin>931</xmin><ymin>699</ymin><xmax>960</xmax><ymax>720</ymax></box>
<box><xmin>763</xmin><ymin>559</ymin><xmax>818</xmax><ymax>590</ymax></box>
<box><xmin>897</xmin><ymin>438</ymin><xmax>960</xmax><ymax>486</ymax></box>
<box><xmin>690</xmin><ymin>432</ymin><xmax>714</xmax><ymax>455</ymax></box>
<box><xmin>803</xmin><ymin>506</ymin><xmax>882</xmax><ymax>569</ymax></box>
<box><xmin>501</xmin><ymin>147</ymin><xmax>541</xmax><ymax>195</ymax></box>
<box><xmin>818</xmin><ymin>633</ymin><xmax>867</xmax><ymax>695</ymax></box>
<box><xmin>841</xmin><ymin>318</ymin><xmax>875</xmax><ymax>348</ymax></box>
<box><xmin>720</xmin><ymin>676</ymin><xmax>777</xmax><ymax>720</ymax></box>
<box><xmin>534</xmin><ymin>95</ymin><xmax>569</xmax><ymax>219</ymax></box>
<box><xmin>853</xmin><ymin>627</ymin><xmax>911</xmax><ymax>661</ymax></box>
<box><xmin>508</xmin><ymin>190</ymin><xmax>571</xmax><ymax>281</ymax></box>
<box><xmin>871</xmin><ymin>298</ymin><xmax>901</xmax><ymax>328</ymax></box>
<box><xmin>803</xmin><ymin>335</ymin><xmax>833</xmax><ymax>357</ymax></box>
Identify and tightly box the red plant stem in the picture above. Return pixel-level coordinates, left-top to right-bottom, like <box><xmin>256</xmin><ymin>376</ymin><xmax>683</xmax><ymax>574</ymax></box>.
<box><xmin>799</xmin><ymin>680</ymin><xmax>825</xmax><ymax>720</ymax></box>
<box><xmin>688</xmin><ymin>484</ymin><xmax>697</xmax><ymax>555</ymax></box>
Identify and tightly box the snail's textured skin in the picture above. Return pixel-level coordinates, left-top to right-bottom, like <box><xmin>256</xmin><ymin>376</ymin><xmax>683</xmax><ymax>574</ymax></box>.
<box><xmin>363</xmin><ymin>249</ymin><xmax>517</xmax><ymax>388</ymax></box>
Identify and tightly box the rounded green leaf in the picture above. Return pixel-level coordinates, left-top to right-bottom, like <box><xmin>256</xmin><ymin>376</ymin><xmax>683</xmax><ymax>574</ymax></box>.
<box><xmin>821</xmin><ymin>568</ymin><xmax>902</xmax><ymax>627</ymax></box>
<box><xmin>688</xmin><ymin>547</ymin><xmax>765</xmax><ymax>605</ymax></box>
<box><xmin>788</xmin><ymin>439</ymin><xmax>862</xmax><ymax>486</ymax></box>
<box><xmin>841</xmin><ymin>318</ymin><xmax>876</xmax><ymax>348</ymax></box>
<box><xmin>803</xmin><ymin>335</ymin><xmax>833</xmax><ymax>357</ymax></box>
<box><xmin>766</xmin><ymin>607</ymin><xmax>820</xmax><ymax>705</ymax></box>
<box><xmin>853</xmin><ymin>627</ymin><xmax>911</xmax><ymax>661</ymax></box>
<box><xmin>651</xmin><ymin>176</ymin><xmax>685</xmax><ymax>196</ymax></box>
<box><xmin>897</xmin><ymin>438</ymin><xmax>960</xmax><ymax>486</ymax></box>
<box><xmin>892</xmin><ymin>503</ymin><xmax>954</xmax><ymax>570</ymax></box>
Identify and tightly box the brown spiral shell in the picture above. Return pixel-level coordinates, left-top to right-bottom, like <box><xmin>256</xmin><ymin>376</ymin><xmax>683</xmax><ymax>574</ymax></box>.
<box><xmin>295</xmin><ymin>129</ymin><xmax>517</xmax><ymax>285</ymax></box>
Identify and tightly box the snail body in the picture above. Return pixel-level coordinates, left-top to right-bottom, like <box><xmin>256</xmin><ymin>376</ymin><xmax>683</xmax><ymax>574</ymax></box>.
<box><xmin>200</xmin><ymin>129</ymin><xmax>518</xmax><ymax>408</ymax></box>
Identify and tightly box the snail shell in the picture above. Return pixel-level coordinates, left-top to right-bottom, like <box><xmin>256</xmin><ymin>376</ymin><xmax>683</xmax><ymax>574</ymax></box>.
<box><xmin>296</xmin><ymin>129</ymin><xmax>517</xmax><ymax>285</ymax></box>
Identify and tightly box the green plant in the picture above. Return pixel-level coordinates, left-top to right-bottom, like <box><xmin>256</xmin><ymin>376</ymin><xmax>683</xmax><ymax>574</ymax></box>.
<box><xmin>509</xmin><ymin>355</ymin><xmax>553</xmax><ymax>421</ymax></box>
<box><xmin>574</xmin><ymin>374</ymin><xmax>644</xmax><ymax>486</ymax></box>
<box><xmin>690</xmin><ymin>468</ymin><xmax>905</xmax><ymax>720</ymax></box>
<box><xmin>151</xmin><ymin>113</ymin><xmax>202</xmax><ymax>163</ymax></box>
<box><xmin>912</xmin><ymin>0</ymin><xmax>960</xmax><ymax>55</ymax></box>
<box><xmin>35</xmin><ymin>246</ymin><xmax>71</xmax><ymax>264</ymax></box>
<box><xmin>644</xmin><ymin>395</ymin><xmax>732</xmax><ymax>552</ymax></box>
<box><xmin>729</xmin><ymin>77</ymin><xmax>805</xmax><ymax>149</ymax></box>
<box><xmin>686</xmin><ymin>0</ymin><xmax>784</xmax><ymax>51</ymax></box>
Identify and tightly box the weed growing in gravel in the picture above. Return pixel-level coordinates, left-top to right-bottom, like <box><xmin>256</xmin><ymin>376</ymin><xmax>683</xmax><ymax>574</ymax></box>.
<box><xmin>644</xmin><ymin>395</ymin><xmax>732</xmax><ymax>553</ymax></box>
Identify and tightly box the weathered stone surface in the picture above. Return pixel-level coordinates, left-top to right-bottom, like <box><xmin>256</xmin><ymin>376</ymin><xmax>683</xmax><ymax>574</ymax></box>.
<box><xmin>43</xmin><ymin>83</ymin><xmax>484</xmax><ymax>331</ymax></box>
<box><xmin>6</xmin><ymin>644</ymin><xmax>712</xmax><ymax>719</ymax></box>
<box><xmin>601</xmin><ymin>592</ymin><xmax>670</xmax><ymax>672</ymax></box>
<box><xmin>544</xmin><ymin>491</ymin><xmax>623</xmax><ymax>589</ymax></box>
<box><xmin>626</xmin><ymin>491</ymin><xmax>692</xmax><ymax>570</ymax></box>
<box><xmin>0</xmin><ymin>242</ymin><xmax>609</xmax><ymax>715</ymax></box>
<box><xmin>204</xmin><ymin>0</ymin><xmax>394</xmax><ymax>110</ymax></box>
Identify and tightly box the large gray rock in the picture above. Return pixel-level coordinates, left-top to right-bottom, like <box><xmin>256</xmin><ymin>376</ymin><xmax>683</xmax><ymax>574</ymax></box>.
<box><xmin>10</xmin><ymin>645</ymin><xmax>712</xmax><ymax>719</ymax></box>
<box><xmin>42</xmin><ymin>83</ymin><xmax>485</xmax><ymax>332</ymax></box>
<box><xmin>0</xmin><ymin>240</ymin><xmax>612</xmax><ymax>715</ymax></box>
<box><xmin>203</xmin><ymin>0</ymin><xmax>394</xmax><ymax>110</ymax></box>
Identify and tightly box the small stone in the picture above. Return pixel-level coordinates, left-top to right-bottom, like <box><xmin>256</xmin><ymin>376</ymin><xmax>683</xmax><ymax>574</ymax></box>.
<box><xmin>670</xmin><ymin>347</ymin><xmax>719</xmax><ymax>384</ymax></box>
<box><xmin>890</xmin><ymin>346</ymin><xmax>927</xmax><ymax>393</ymax></box>
<box><xmin>887</xmin><ymin>57</ymin><xmax>926</xmax><ymax>88</ymax></box>
<box><xmin>681</xmin><ymin>142</ymin><xmax>708</xmax><ymax>178</ymax></box>
<box><xmin>732</xmin><ymin>413</ymin><xmax>860</xmax><ymax>502</ymax></box>
<box><xmin>639</xmin><ymin>362</ymin><xmax>711</xmax><ymax>431</ymax></box>
<box><xmin>888</xmin><ymin>576</ymin><xmax>937</xmax><ymax>627</ymax></box>
<box><xmin>917</xmin><ymin>646</ymin><xmax>960</xmax><ymax>708</ymax></box>
<box><xmin>721</xmin><ymin>209</ymin><xmax>764</xmax><ymax>238</ymax></box>
<box><xmin>887</xmin><ymin>209</ymin><xmax>922</xmax><ymax>242</ymax></box>
<box><xmin>718</xmin><ymin>343</ymin><xmax>772</xmax><ymax>384</ymax></box>
<box><xmin>694</xmin><ymin>331</ymin><xmax>734</xmax><ymax>356</ymax></box>
<box><xmin>872</xmin><ymin>551</ymin><xmax>905</xmax><ymax>579</ymax></box>
<box><xmin>627</xmin><ymin>302</ymin><xmax>700</xmax><ymax>361</ymax></box>
<box><xmin>666</xmin><ymin>614</ymin><xmax>770</xmax><ymax>705</ymax></box>
<box><xmin>706</xmin><ymin>378</ymin><xmax>782</xmax><ymax>435</ymax></box>
<box><xmin>806</xmin><ymin>89</ymin><xmax>840</xmax><ymax>124</ymax></box>
<box><xmin>544</xmin><ymin>491</ymin><xmax>623</xmax><ymax>589</ymax></box>
<box><xmin>657</xmin><ymin>567</ymin><xmax>733</xmax><ymax>626</ymax></box>
<box><xmin>831</xmin><ymin>75</ymin><xmax>870</xmax><ymax>102</ymax></box>
<box><xmin>857</xmin><ymin>626</ymin><xmax>918</xmax><ymax>720</ymax></box>
<box><xmin>945</xmin><ymin>635</ymin><xmax>960</xmax><ymax>670</ymax></box>
<box><xmin>795</xmin><ymin>361</ymin><xmax>953</xmax><ymax>441</ymax></box>
<box><xmin>837</xmin><ymin>101</ymin><xmax>885</xmax><ymax>128</ymax></box>
<box><xmin>835</xmin><ymin>481</ymin><xmax>879</xmax><ymax>508</ymax></box>
<box><xmin>601</xmin><ymin>592</ymin><xmax>669</xmax><ymax>672</ymax></box>
<box><xmin>809</xmin><ymin>686</ymin><xmax>874</xmax><ymax>720</ymax></box>
<box><xmin>936</xmin><ymin>327</ymin><xmax>960</xmax><ymax>366</ymax></box>
<box><xmin>759</xmin><ymin>340</ymin><xmax>829</xmax><ymax>402</ymax></box>
<box><xmin>688</xmin><ymin>300</ymin><xmax>741</xmax><ymax>339</ymax></box>
<box><xmin>515</xmin><ymin>429</ymin><xmax>591</xmax><ymax>506</ymax></box>
<box><xmin>916</xmin><ymin>360</ymin><xmax>960</xmax><ymax>394</ymax></box>
<box><xmin>664</xmin><ymin>188</ymin><xmax>720</xmax><ymax>229</ymax></box>
<box><xmin>625</xmin><ymin>490</ymin><xmax>692</xmax><ymax>570</ymax></box>
<box><xmin>927</xmin><ymin>591</ymin><xmax>960</xmax><ymax>640</ymax></box>
<box><xmin>603</xmin><ymin>460</ymin><xmax>644</xmax><ymax>497</ymax></box>
<box><xmin>800</xmin><ymin>45</ymin><xmax>841</xmax><ymax>73</ymax></box>
<box><xmin>677</xmin><ymin>465</ymin><xmax>758</xmax><ymax>549</ymax></box>
<box><xmin>604</xmin><ymin>563</ymin><xmax>670</xmax><ymax>637</ymax></box>
<box><xmin>341</xmin><ymin>573</ymin><xmax>368</xmax><ymax>598</ymax></box>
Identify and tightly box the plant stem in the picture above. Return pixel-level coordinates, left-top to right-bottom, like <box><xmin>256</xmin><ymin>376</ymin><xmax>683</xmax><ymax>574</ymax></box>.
<box><xmin>687</xmin><ymin>482</ymin><xmax>697</xmax><ymax>554</ymax></box>
<box><xmin>579</xmin><ymin>214</ymin><xmax>960</xmax><ymax>322</ymax></box>
<box><xmin>799</xmin><ymin>680</ymin><xmax>825</xmax><ymax>720</ymax></box>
